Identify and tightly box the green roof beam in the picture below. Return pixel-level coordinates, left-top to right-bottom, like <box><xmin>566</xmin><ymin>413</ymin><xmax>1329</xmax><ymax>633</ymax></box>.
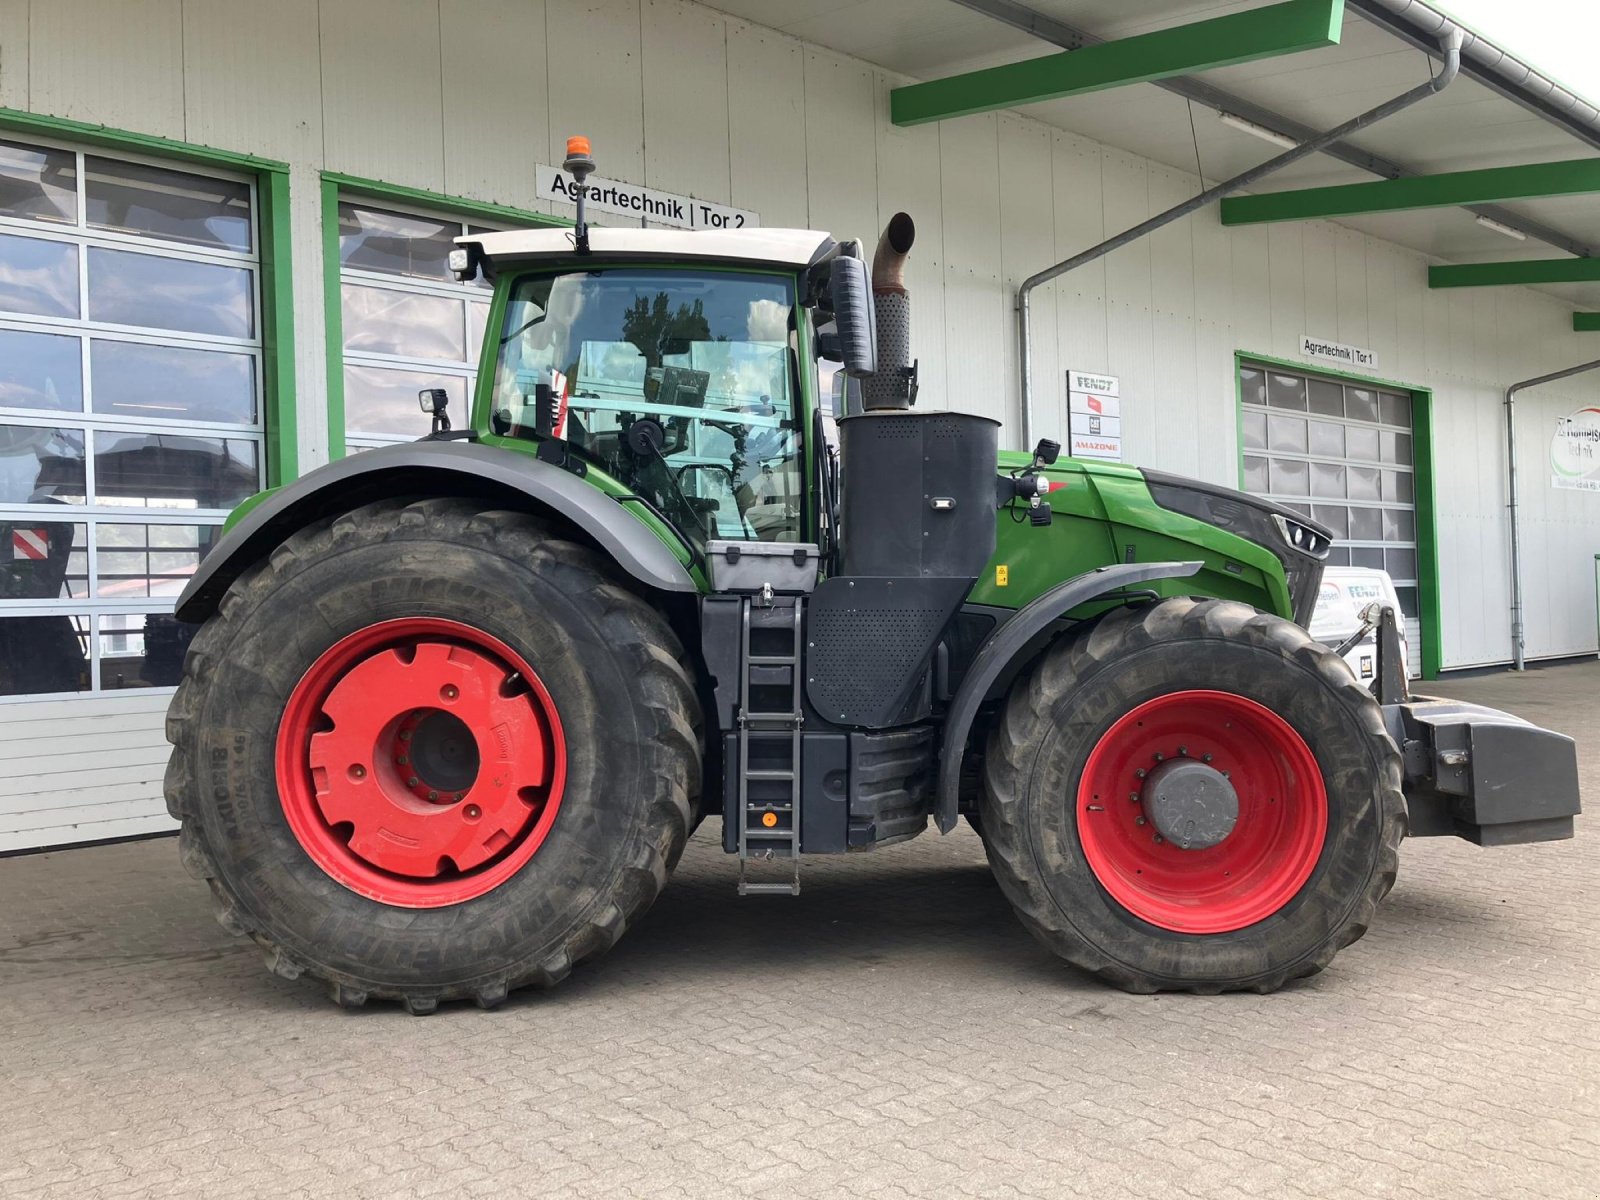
<box><xmin>889</xmin><ymin>0</ymin><xmax>1344</xmax><ymax>127</ymax></box>
<box><xmin>1429</xmin><ymin>258</ymin><xmax>1600</xmax><ymax>289</ymax></box>
<box><xmin>1573</xmin><ymin>313</ymin><xmax>1600</xmax><ymax>331</ymax></box>
<box><xmin>1223</xmin><ymin>157</ymin><xmax>1600</xmax><ymax>226</ymax></box>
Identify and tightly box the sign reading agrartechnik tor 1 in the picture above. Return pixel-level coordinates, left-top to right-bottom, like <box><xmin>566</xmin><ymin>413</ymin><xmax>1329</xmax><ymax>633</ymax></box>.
<box><xmin>537</xmin><ymin>164</ymin><xmax>759</xmax><ymax>230</ymax></box>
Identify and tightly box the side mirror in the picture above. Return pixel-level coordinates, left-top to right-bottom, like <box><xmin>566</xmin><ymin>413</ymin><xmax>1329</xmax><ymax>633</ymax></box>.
<box><xmin>418</xmin><ymin>387</ymin><xmax>450</xmax><ymax>434</ymax></box>
<box><xmin>829</xmin><ymin>254</ymin><xmax>877</xmax><ymax>379</ymax></box>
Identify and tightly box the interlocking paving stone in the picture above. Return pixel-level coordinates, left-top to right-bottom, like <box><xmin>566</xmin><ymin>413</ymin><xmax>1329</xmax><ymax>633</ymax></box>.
<box><xmin>1</xmin><ymin>662</ymin><xmax>1595</xmax><ymax>1198</ymax></box>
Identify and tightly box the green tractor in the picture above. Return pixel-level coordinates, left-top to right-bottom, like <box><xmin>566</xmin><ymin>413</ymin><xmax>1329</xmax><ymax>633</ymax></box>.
<box><xmin>165</xmin><ymin>140</ymin><xmax>1580</xmax><ymax>1012</ymax></box>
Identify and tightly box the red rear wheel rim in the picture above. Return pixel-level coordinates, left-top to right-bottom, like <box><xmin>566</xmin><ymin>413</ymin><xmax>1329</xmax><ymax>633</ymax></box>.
<box><xmin>275</xmin><ymin>618</ymin><xmax>566</xmax><ymax>908</ymax></box>
<box><xmin>1076</xmin><ymin>689</ymin><xmax>1326</xmax><ymax>934</ymax></box>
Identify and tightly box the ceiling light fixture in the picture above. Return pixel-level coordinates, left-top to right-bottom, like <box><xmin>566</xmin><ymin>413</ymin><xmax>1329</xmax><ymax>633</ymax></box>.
<box><xmin>1217</xmin><ymin>111</ymin><xmax>1299</xmax><ymax>151</ymax></box>
<box><xmin>1475</xmin><ymin>213</ymin><xmax>1528</xmax><ymax>241</ymax></box>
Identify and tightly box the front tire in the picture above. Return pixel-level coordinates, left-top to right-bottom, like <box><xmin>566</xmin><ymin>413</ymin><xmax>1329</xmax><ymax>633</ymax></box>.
<box><xmin>979</xmin><ymin>598</ymin><xmax>1403</xmax><ymax>994</ymax></box>
<box><xmin>164</xmin><ymin>498</ymin><xmax>701</xmax><ymax>1012</ymax></box>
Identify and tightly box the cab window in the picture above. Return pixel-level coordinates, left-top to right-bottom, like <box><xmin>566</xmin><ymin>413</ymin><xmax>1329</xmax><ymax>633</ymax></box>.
<box><xmin>490</xmin><ymin>269</ymin><xmax>803</xmax><ymax>546</ymax></box>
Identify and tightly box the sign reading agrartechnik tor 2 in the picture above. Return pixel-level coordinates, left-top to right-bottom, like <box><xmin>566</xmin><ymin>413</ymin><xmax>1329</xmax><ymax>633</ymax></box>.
<box><xmin>537</xmin><ymin>164</ymin><xmax>759</xmax><ymax>230</ymax></box>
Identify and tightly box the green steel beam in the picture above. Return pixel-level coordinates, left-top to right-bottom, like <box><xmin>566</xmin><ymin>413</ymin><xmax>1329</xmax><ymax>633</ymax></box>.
<box><xmin>1223</xmin><ymin>157</ymin><xmax>1600</xmax><ymax>225</ymax></box>
<box><xmin>889</xmin><ymin>0</ymin><xmax>1344</xmax><ymax>127</ymax></box>
<box><xmin>1573</xmin><ymin>313</ymin><xmax>1600</xmax><ymax>331</ymax></box>
<box><xmin>1429</xmin><ymin>257</ymin><xmax>1600</xmax><ymax>288</ymax></box>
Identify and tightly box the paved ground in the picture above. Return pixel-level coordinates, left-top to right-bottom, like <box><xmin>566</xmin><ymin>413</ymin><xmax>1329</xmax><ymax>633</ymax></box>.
<box><xmin>2</xmin><ymin>663</ymin><xmax>1597</xmax><ymax>1199</ymax></box>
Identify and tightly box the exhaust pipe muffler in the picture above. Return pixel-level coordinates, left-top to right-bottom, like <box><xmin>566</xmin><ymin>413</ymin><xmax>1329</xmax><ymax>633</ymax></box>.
<box><xmin>862</xmin><ymin>212</ymin><xmax>918</xmax><ymax>411</ymax></box>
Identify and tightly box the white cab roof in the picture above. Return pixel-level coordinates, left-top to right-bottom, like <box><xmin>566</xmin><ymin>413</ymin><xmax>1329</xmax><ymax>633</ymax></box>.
<box><xmin>462</xmin><ymin>225</ymin><xmax>837</xmax><ymax>270</ymax></box>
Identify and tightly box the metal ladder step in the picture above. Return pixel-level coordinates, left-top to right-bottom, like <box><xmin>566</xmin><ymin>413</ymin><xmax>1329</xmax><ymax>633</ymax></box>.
<box><xmin>736</xmin><ymin>596</ymin><xmax>804</xmax><ymax>896</ymax></box>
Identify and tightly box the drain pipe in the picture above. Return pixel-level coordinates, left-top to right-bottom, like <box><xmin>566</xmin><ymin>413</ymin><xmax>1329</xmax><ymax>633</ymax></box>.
<box><xmin>1504</xmin><ymin>357</ymin><xmax>1600</xmax><ymax>670</ymax></box>
<box><xmin>1017</xmin><ymin>28</ymin><xmax>1463</xmax><ymax>449</ymax></box>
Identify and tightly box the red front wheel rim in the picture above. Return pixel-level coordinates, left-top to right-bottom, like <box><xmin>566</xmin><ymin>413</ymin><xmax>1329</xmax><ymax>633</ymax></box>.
<box><xmin>1076</xmin><ymin>689</ymin><xmax>1327</xmax><ymax>934</ymax></box>
<box><xmin>275</xmin><ymin>618</ymin><xmax>566</xmax><ymax>908</ymax></box>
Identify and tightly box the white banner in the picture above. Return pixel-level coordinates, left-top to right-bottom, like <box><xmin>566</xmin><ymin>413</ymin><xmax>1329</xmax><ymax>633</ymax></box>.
<box><xmin>1301</xmin><ymin>334</ymin><xmax>1378</xmax><ymax>372</ymax></box>
<box><xmin>536</xmin><ymin>164</ymin><xmax>759</xmax><ymax>230</ymax></box>
<box><xmin>1067</xmin><ymin>370</ymin><xmax>1122</xmax><ymax>460</ymax></box>
<box><xmin>1551</xmin><ymin>406</ymin><xmax>1600</xmax><ymax>491</ymax></box>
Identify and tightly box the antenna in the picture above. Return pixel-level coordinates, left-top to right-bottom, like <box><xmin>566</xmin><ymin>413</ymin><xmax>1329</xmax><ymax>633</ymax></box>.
<box><xmin>564</xmin><ymin>135</ymin><xmax>595</xmax><ymax>254</ymax></box>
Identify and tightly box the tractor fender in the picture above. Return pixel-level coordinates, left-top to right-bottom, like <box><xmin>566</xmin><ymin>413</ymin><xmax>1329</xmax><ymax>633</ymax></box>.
<box><xmin>935</xmin><ymin>560</ymin><xmax>1204</xmax><ymax>833</ymax></box>
<box><xmin>174</xmin><ymin>440</ymin><xmax>698</xmax><ymax>622</ymax></box>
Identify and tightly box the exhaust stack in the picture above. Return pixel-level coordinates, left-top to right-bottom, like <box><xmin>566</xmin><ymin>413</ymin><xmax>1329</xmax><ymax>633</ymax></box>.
<box><xmin>861</xmin><ymin>212</ymin><xmax>918</xmax><ymax>410</ymax></box>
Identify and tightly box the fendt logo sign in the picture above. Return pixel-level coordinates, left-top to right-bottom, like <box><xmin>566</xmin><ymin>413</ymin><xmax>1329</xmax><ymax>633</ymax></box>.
<box><xmin>536</xmin><ymin>165</ymin><xmax>759</xmax><ymax>231</ymax></box>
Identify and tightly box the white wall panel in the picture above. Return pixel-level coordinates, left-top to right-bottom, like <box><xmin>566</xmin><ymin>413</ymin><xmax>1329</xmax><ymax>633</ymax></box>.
<box><xmin>29</xmin><ymin>0</ymin><xmax>183</xmax><ymax>138</ymax></box>
<box><xmin>441</xmin><ymin>0</ymin><xmax>549</xmax><ymax>212</ymax></box>
<box><xmin>0</xmin><ymin>0</ymin><xmax>28</xmax><ymax>111</ymax></box>
<box><xmin>1052</xmin><ymin>132</ymin><xmax>1109</xmax><ymax>440</ymax></box>
<box><xmin>320</xmin><ymin>0</ymin><xmax>445</xmax><ymax>189</ymax></box>
<box><xmin>939</xmin><ymin>114</ymin><xmax>1002</xmax><ymax>427</ymax></box>
<box><xmin>183</xmin><ymin>0</ymin><xmax>322</xmax><ymax>163</ymax></box>
<box><xmin>546</xmin><ymin>0</ymin><xmax>644</xmax><ymax>183</ymax></box>
<box><xmin>642</xmin><ymin>0</ymin><xmax>730</xmax><ymax>203</ymax></box>
<box><xmin>802</xmin><ymin>48</ymin><xmax>876</xmax><ymax>247</ymax></box>
<box><xmin>726</xmin><ymin>22</ymin><xmax>807</xmax><ymax>229</ymax></box>
<box><xmin>997</xmin><ymin>115</ymin><xmax>1056</xmax><ymax>442</ymax></box>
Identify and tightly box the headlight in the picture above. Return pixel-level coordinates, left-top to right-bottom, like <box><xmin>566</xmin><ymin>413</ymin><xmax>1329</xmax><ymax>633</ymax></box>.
<box><xmin>1142</xmin><ymin>470</ymin><xmax>1332</xmax><ymax>626</ymax></box>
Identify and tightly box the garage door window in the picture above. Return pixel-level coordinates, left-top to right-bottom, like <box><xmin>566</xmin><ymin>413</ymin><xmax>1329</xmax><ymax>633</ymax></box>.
<box><xmin>337</xmin><ymin>200</ymin><xmax>492</xmax><ymax>450</ymax></box>
<box><xmin>0</xmin><ymin>136</ymin><xmax>261</xmax><ymax>699</ymax></box>
<box><xmin>1241</xmin><ymin>363</ymin><xmax>1423</xmax><ymax>666</ymax></box>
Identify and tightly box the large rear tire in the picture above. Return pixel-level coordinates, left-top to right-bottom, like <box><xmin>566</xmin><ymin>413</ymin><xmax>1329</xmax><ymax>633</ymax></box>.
<box><xmin>979</xmin><ymin>597</ymin><xmax>1403</xmax><ymax>994</ymax></box>
<box><xmin>164</xmin><ymin>498</ymin><xmax>701</xmax><ymax>1012</ymax></box>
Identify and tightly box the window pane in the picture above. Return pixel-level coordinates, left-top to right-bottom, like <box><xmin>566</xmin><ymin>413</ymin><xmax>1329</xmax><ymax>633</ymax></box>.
<box><xmin>1311</xmin><ymin>505</ymin><xmax>1348</xmax><ymax>538</ymax></box>
<box><xmin>1242</xmin><ymin>409</ymin><xmax>1267</xmax><ymax>450</ymax></box>
<box><xmin>1324</xmin><ymin>546</ymin><xmax>1350</xmax><ymax>566</ymax></box>
<box><xmin>0</xmin><ymin>232</ymin><xmax>80</xmax><ymax>318</ymax></box>
<box><xmin>1385</xmin><ymin>470</ymin><xmax>1413</xmax><ymax>504</ymax></box>
<box><xmin>94</xmin><ymin>522</ymin><xmax>222</xmax><ymax>599</ymax></box>
<box><xmin>1382</xmin><ymin>509</ymin><xmax>1415</xmax><ymax>541</ymax></box>
<box><xmin>0</xmin><ymin>423</ymin><xmax>85</xmax><ymax>503</ymax></box>
<box><xmin>1267</xmin><ymin>373</ymin><xmax>1307</xmax><ymax>410</ymax></box>
<box><xmin>1345</xmin><ymin>387</ymin><xmax>1379</xmax><ymax>422</ymax></box>
<box><xmin>1385</xmin><ymin>547</ymin><xmax>1417</xmax><ymax>580</ymax></box>
<box><xmin>1267</xmin><ymin>414</ymin><xmax>1307</xmax><ymax>453</ymax></box>
<box><xmin>342</xmin><ymin>283</ymin><xmax>466</xmax><ymax>361</ymax></box>
<box><xmin>92</xmin><ymin>431</ymin><xmax>258</xmax><ymax>509</ymax></box>
<box><xmin>1307</xmin><ymin>378</ymin><xmax>1343</xmax><ymax>417</ymax></box>
<box><xmin>0</xmin><ymin>138</ymin><xmax>77</xmax><ymax>224</ymax></box>
<box><xmin>1239</xmin><ymin>367</ymin><xmax>1266</xmax><ymax>407</ymax></box>
<box><xmin>85</xmin><ymin>156</ymin><xmax>252</xmax><ymax>253</ymax></box>
<box><xmin>1348</xmin><ymin>465</ymin><xmax>1381</xmax><ymax>500</ymax></box>
<box><xmin>1395</xmin><ymin>586</ymin><xmax>1418</xmax><ymax>618</ymax></box>
<box><xmin>1346</xmin><ymin>425</ymin><xmax>1379</xmax><ymax>462</ymax></box>
<box><xmin>98</xmin><ymin>610</ymin><xmax>194</xmax><ymax>689</ymax></box>
<box><xmin>468</xmin><ymin>300</ymin><xmax>490</xmax><ymax>358</ymax></box>
<box><xmin>88</xmin><ymin>247</ymin><xmax>253</xmax><ymax>338</ymax></box>
<box><xmin>1380</xmin><ymin>430</ymin><xmax>1412</xmax><ymax>465</ymax></box>
<box><xmin>0</xmin><ymin>613</ymin><xmax>89</xmax><ymax>696</ymax></box>
<box><xmin>91</xmin><ymin>340</ymin><xmax>256</xmax><ymax>424</ymax></box>
<box><xmin>1349</xmin><ymin>507</ymin><xmax>1383</xmax><ymax>540</ymax></box>
<box><xmin>339</xmin><ymin>203</ymin><xmax>457</xmax><ymax>280</ymax></box>
<box><xmin>1308</xmin><ymin>420</ymin><xmax>1344</xmax><ymax>457</ymax></box>
<box><xmin>1268</xmin><ymin>457</ymin><xmax>1308</xmax><ymax>496</ymax></box>
<box><xmin>0</xmin><ymin>328</ymin><xmax>82</xmax><ymax>411</ymax></box>
<box><xmin>1</xmin><ymin>519</ymin><xmax>87</xmax><ymax>599</ymax></box>
<box><xmin>1380</xmin><ymin>392</ymin><xmax>1411</xmax><ymax>426</ymax></box>
<box><xmin>345</xmin><ymin>364</ymin><xmax>465</xmax><ymax>438</ymax></box>
<box><xmin>1310</xmin><ymin>461</ymin><xmax>1345</xmax><ymax>498</ymax></box>
<box><xmin>1243</xmin><ymin>454</ymin><xmax>1269</xmax><ymax>492</ymax></box>
<box><xmin>1352</xmin><ymin>546</ymin><xmax>1385</xmax><ymax>569</ymax></box>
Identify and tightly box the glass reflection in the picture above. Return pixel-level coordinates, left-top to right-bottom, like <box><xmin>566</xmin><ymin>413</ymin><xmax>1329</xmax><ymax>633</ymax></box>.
<box><xmin>0</xmin><ymin>139</ymin><xmax>77</xmax><ymax>224</ymax></box>
<box><xmin>0</xmin><ymin>423</ymin><xmax>86</xmax><ymax>504</ymax></box>
<box><xmin>92</xmin><ymin>432</ymin><xmax>258</xmax><ymax>509</ymax></box>
<box><xmin>91</xmin><ymin>341</ymin><xmax>256</xmax><ymax>424</ymax></box>
<box><xmin>0</xmin><ymin>613</ymin><xmax>89</xmax><ymax>696</ymax></box>
<box><xmin>0</xmin><ymin>232</ymin><xmax>80</xmax><ymax>318</ymax></box>
<box><xmin>342</xmin><ymin>283</ymin><xmax>466</xmax><ymax>361</ymax></box>
<box><xmin>88</xmin><ymin>247</ymin><xmax>253</xmax><ymax>339</ymax></box>
<box><xmin>85</xmin><ymin>156</ymin><xmax>252</xmax><ymax>253</ymax></box>
<box><xmin>0</xmin><ymin>328</ymin><xmax>83</xmax><ymax>412</ymax></box>
<box><xmin>345</xmin><ymin>365</ymin><xmax>463</xmax><ymax>437</ymax></box>
<box><xmin>339</xmin><ymin>203</ymin><xmax>456</xmax><ymax>280</ymax></box>
<box><xmin>1</xmin><ymin>520</ymin><xmax>87</xmax><ymax>600</ymax></box>
<box><xmin>95</xmin><ymin>522</ymin><xmax>221</xmax><ymax>599</ymax></box>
